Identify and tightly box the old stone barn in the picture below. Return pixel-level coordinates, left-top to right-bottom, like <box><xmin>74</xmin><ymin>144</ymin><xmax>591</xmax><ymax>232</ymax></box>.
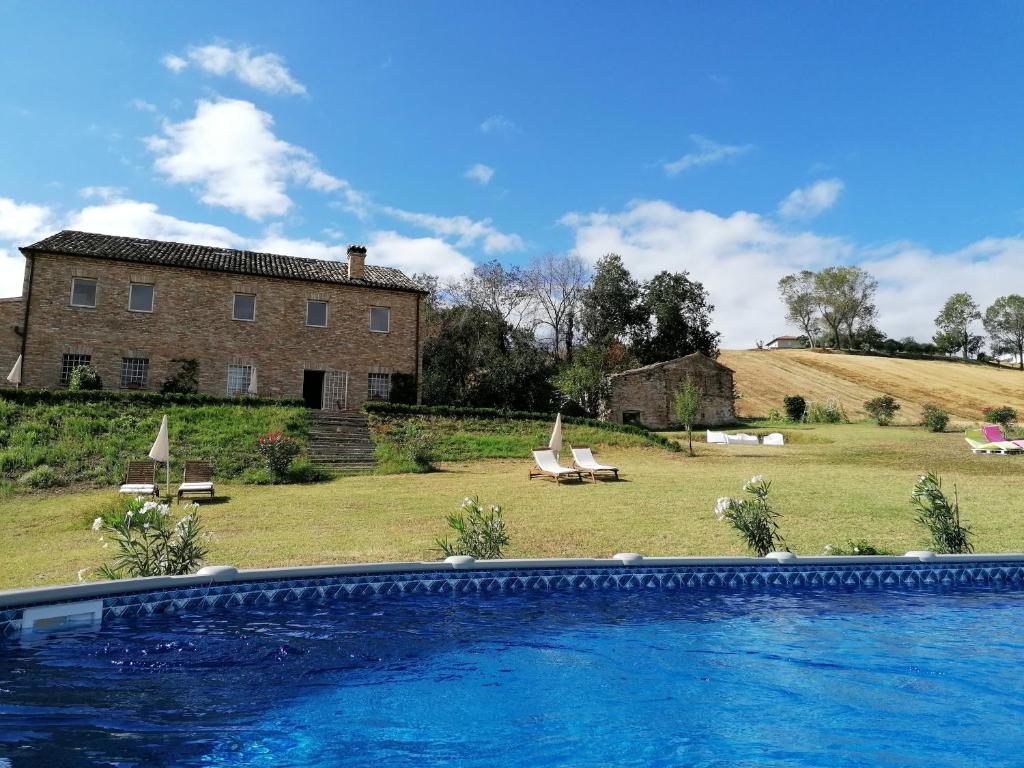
<box><xmin>603</xmin><ymin>353</ymin><xmax>736</xmax><ymax>429</ymax></box>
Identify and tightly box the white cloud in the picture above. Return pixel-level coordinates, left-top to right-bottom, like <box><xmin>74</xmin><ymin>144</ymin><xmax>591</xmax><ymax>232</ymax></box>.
<box><xmin>0</xmin><ymin>198</ymin><xmax>53</xmax><ymax>241</ymax></box>
<box><xmin>480</xmin><ymin>115</ymin><xmax>518</xmax><ymax>135</ymax></box>
<box><xmin>366</xmin><ymin>230</ymin><xmax>475</xmax><ymax>281</ymax></box>
<box><xmin>380</xmin><ymin>206</ymin><xmax>524</xmax><ymax>254</ymax></box>
<box><xmin>130</xmin><ymin>99</ymin><xmax>158</xmax><ymax>113</ymax></box>
<box><xmin>161</xmin><ymin>54</ymin><xmax>188</xmax><ymax>73</ymax></box>
<box><xmin>79</xmin><ymin>186</ymin><xmax>126</xmax><ymax>202</ymax></box>
<box><xmin>778</xmin><ymin>178</ymin><xmax>845</xmax><ymax>219</ymax></box>
<box><xmin>163</xmin><ymin>44</ymin><xmax>306</xmax><ymax>95</ymax></box>
<box><xmin>147</xmin><ymin>98</ymin><xmax>344</xmax><ymax>220</ymax></box>
<box><xmin>664</xmin><ymin>135</ymin><xmax>754</xmax><ymax>176</ymax></box>
<box><xmin>464</xmin><ymin>163</ymin><xmax>495</xmax><ymax>185</ymax></box>
<box><xmin>0</xmin><ymin>249</ymin><xmax>26</xmax><ymax>297</ymax></box>
<box><xmin>67</xmin><ymin>199</ymin><xmax>241</xmax><ymax>247</ymax></box>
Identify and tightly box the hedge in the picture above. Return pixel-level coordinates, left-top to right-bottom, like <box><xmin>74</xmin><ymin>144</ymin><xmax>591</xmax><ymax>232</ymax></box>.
<box><xmin>363</xmin><ymin>401</ymin><xmax>681</xmax><ymax>452</ymax></box>
<box><xmin>0</xmin><ymin>387</ymin><xmax>305</xmax><ymax>408</ymax></box>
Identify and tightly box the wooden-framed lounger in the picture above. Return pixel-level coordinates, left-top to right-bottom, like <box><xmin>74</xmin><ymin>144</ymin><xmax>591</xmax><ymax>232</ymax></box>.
<box><xmin>119</xmin><ymin>460</ymin><xmax>159</xmax><ymax>496</ymax></box>
<box><xmin>177</xmin><ymin>461</ymin><xmax>216</xmax><ymax>500</ymax></box>
<box><xmin>529</xmin><ymin>448</ymin><xmax>590</xmax><ymax>484</ymax></box>
<box><xmin>570</xmin><ymin>445</ymin><xmax>619</xmax><ymax>480</ymax></box>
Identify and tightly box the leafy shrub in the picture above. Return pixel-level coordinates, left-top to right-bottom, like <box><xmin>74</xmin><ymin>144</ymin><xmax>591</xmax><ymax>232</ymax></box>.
<box><xmin>911</xmin><ymin>472</ymin><xmax>973</xmax><ymax>554</ymax></box>
<box><xmin>864</xmin><ymin>395</ymin><xmax>901</xmax><ymax>426</ymax></box>
<box><xmin>286</xmin><ymin>458</ymin><xmax>333</xmax><ymax>484</ymax></box>
<box><xmin>375</xmin><ymin>422</ymin><xmax>437</xmax><ymax>473</ymax></box>
<box><xmin>982</xmin><ymin>406</ymin><xmax>1017</xmax><ymax>431</ymax></box>
<box><xmin>714</xmin><ymin>475</ymin><xmax>785</xmax><ymax>557</ymax></box>
<box><xmin>766</xmin><ymin>407</ymin><xmax>782</xmax><ymax>422</ymax></box>
<box><xmin>161</xmin><ymin>358</ymin><xmax>200</xmax><ymax>394</ymax></box>
<box><xmin>240</xmin><ymin>467</ymin><xmax>274</xmax><ymax>485</ymax></box>
<box><xmin>94</xmin><ymin>496</ymin><xmax>210</xmax><ymax>578</ymax></box>
<box><xmin>255</xmin><ymin>432</ymin><xmax>301</xmax><ymax>480</ymax></box>
<box><xmin>388</xmin><ymin>373</ymin><xmax>418</xmax><ymax>405</ymax></box>
<box><xmin>363</xmin><ymin>401</ymin><xmax>680</xmax><ymax>452</ymax></box>
<box><xmin>783</xmin><ymin>395</ymin><xmax>807</xmax><ymax>422</ymax></box>
<box><xmin>805</xmin><ymin>397</ymin><xmax>847</xmax><ymax>424</ymax></box>
<box><xmin>436</xmin><ymin>496</ymin><xmax>510</xmax><ymax>559</ymax></box>
<box><xmin>823</xmin><ymin>539</ymin><xmax>893</xmax><ymax>556</ymax></box>
<box><xmin>921</xmin><ymin>404</ymin><xmax>949</xmax><ymax>433</ymax></box>
<box><xmin>18</xmin><ymin>464</ymin><xmax>59</xmax><ymax>489</ymax></box>
<box><xmin>0</xmin><ymin>387</ymin><xmax>302</xmax><ymax>408</ymax></box>
<box><xmin>68</xmin><ymin>365</ymin><xmax>103</xmax><ymax>391</ymax></box>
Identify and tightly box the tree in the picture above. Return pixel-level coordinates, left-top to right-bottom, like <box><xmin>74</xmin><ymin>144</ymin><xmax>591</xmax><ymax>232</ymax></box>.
<box><xmin>580</xmin><ymin>254</ymin><xmax>645</xmax><ymax>346</ymax></box>
<box><xmin>421</xmin><ymin>305</ymin><xmax>555</xmax><ymax>410</ymax></box>
<box><xmin>983</xmin><ymin>295</ymin><xmax>1024</xmax><ymax>369</ymax></box>
<box><xmin>635</xmin><ymin>271</ymin><xmax>720</xmax><ymax>365</ymax></box>
<box><xmin>934</xmin><ymin>293</ymin><xmax>982</xmax><ymax>361</ymax></box>
<box><xmin>673</xmin><ymin>379</ymin><xmax>703</xmax><ymax>456</ymax></box>
<box><xmin>777</xmin><ymin>270</ymin><xmax>820</xmax><ymax>347</ymax></box>
<box><xmin>812</xmin><ymin>266</ymin><xmax>878</xmax><ymax>348</ymax></box>
<box><xmin>523</xmin><ymin>252</ymin><xmax>590</xmax><ymax>358</ymax></box>
<box><xmin>551</xmin><ymin>345</ymin><xmax>611</xmax><ymax>416</ymax></box>
<box><xmin>446</xmin><ymin>260</ymin><xmax>532</xmax><ymax>333</ymax></box>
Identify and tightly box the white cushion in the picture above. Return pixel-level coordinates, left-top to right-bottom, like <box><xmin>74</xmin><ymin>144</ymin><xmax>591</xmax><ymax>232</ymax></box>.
<box><xmin>119</xmin><ymin>484</ymin><xmax>156</xmax><ymax>494</ymax></box>
<box><xmin>706</xmin><ymin>431</ymin><xmax>727</xmax><ymax>444</ymax></box>
<box><xmin>178</xmin><ymin>482</ymin><xmax>214</xmax><ymax>491</ymax></box>
<box><xmin>762</xmin><ymin>433</ymin><xmax>785</xmax><ymax>446</ymax></box>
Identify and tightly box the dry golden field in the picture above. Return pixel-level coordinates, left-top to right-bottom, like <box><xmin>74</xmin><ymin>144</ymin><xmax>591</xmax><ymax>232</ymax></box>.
<box><xmin>720</xmin><ymin>349</ymin><xmax>1024</xmax><ymax>423</ymax></box>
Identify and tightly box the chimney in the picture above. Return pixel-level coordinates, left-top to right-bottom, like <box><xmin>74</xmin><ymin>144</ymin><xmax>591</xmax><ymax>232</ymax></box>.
<box><xmin>347</xmin><ymin>244</ymin><xmax>367</xmax><ymax>280</ymax></box>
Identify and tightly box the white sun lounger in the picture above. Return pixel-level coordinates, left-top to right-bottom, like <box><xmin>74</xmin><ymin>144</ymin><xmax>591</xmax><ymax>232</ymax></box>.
<box><xmin>706</xmin><ymin>430</ymin><xmax>727</xmax><ymax>444</ymax></box>
<box><xmin>762</xmin><ymin>433</ymin><xmax>785</xmax><ymax>446</ymax></box>
<box><xmin>529</xmin><ymin>448</ymin><xmax>589</xmax><ymax>484</ymax></box>
<box><xmin>725</xmin><ymin>433</ymin><xmax>759</xmax><ymax>446</ymax></box>
<box><xmin>570</xmin><ymin>445</ymin><xmax>619</xmax><ymax>480</ymax></box>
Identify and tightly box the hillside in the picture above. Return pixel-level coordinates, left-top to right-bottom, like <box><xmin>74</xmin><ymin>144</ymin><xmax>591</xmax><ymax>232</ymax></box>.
<box><xmin>720</xmin><ymin>349</ymin><xmax>1024</xmax><ymax>422</ymax></box>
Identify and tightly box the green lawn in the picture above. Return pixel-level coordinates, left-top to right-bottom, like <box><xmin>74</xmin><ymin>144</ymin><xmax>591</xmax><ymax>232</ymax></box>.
<box><xmin>3</xmin><ymin>422</ymin><xmax>1024</xmax><ymax>591</ymax></box>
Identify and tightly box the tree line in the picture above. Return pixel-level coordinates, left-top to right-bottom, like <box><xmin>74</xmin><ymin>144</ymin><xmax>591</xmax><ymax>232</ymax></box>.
<box><xmin>413</xmin><ymin>253</ymin><xmax>720</xmax><ymax>413</ymax></box>
<box><xmin>777</xmin><ymin>269</ymin><xmax>1024</xmax><ymax>369</ymax></box>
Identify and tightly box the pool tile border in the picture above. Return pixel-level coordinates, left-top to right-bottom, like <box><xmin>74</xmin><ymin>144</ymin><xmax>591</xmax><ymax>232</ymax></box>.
<box><xmin>4</xmin><ymin>557</ymin><xmax>1024</xmax><ymax>639</ymax></box>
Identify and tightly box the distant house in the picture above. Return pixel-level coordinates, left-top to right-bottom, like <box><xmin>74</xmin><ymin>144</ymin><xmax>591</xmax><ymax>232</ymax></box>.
<box><xmin>602</xmin><ymin>352</ymin><xmax>736</xmax><ymax>430</ymax></box>
<box><xmin>765</xmin><ymin>335</ymin><xmax>806</xmax><ymax>350</ymax></box>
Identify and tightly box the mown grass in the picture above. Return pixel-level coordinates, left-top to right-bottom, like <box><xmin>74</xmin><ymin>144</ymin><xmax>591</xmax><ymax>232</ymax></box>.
<box><xmin>0</xmin><ymin>399</ymin><xmax>307</xmax><ymax>488</ymax></box>
<box><xmin>6</xmin><ymin>422</ymin><xmax>1024</xmax><ymax>590</ymax></box>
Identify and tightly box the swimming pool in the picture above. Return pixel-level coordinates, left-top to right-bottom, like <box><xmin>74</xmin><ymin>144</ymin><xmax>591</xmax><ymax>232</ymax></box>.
<box><xmin>2</xmin><ymin>555</ymin><xmax>1024</xmax><ymax>767</ymax></box>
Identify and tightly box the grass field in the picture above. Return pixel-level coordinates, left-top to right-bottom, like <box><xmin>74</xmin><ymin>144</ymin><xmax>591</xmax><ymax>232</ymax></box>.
<box><xmin>721</xmin><ymin>349</ymin><xmax>1024</xmax><ymax>422</ymax></box>
<box><xmin>4</xmin><ymin>422</ymin><xmax>1024</xmax><ymax>591</ymax></box>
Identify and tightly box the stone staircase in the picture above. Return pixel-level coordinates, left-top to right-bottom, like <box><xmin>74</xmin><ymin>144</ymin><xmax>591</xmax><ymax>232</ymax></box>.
<box><xmin>307</xmin><ymin>410</ymin><xmax>377</xmax><ymax>471</ymax></box>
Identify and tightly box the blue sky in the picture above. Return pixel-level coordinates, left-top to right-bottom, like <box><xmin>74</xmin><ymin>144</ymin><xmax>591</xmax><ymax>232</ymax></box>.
<box><xmin>2</xmin><ymin>1</ymin><xmax>1023</xmax><ymax>346</ymax></box>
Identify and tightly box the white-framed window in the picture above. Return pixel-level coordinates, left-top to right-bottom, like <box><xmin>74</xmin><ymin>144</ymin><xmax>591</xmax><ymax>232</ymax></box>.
<box><xmin>232</xmin><ymin>293</ymin><xmax>256</xmax><ymax>321</ymax></box>
<box><xmin>369</xmin><ymin>306</ymin><xmax>390</xmax><ymax>333</ymax></box>
<box><xmin>128</xmin><ymin>283</ymin><xmax>154</xmax><ymax>313</ymax></box>
<box><xmin>60</xmin><ymin>353</ymin><xmax>91</xmax><ymax>386</ymax></box>
<box><xmin>226</xmin><ymin>364</ymin><xmax>252</xmax><ymax>395</ymax></box>
<box><xmin>367</xmin><ymin>372</ymin><xmax>391</xmax><ymax>401</ymax></box>
<box><xmin>120</xmin><ymin>357</ymin><xmax>149</xmax><ymax>389</ymax></box>
<box><xmin>306</xmin><ymin>300</ymin><xmax>328</xmax><ymax>327</ymax></box>
<box><xmin>70</xmin><ymin>277</ymin><xmax>97</xmax><ymax>308</ymax></box>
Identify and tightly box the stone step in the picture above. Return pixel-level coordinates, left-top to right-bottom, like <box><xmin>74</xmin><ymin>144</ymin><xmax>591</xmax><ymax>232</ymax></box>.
<box><xmin>306</xmin><ymin>408</ymin><xmax>377</xmax><ymax>469</ymax></box>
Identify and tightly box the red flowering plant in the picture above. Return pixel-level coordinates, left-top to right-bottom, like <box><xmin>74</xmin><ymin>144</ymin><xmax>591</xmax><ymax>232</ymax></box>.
<box><xmin>255</xmin><ymin>431</ymin><xmax>300</xmax><ymax>480</ymax></box>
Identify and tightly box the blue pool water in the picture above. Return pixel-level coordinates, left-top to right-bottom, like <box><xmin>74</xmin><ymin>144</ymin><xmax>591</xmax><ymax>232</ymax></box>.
<box><xmin>3</xmin><ymin>586</ymin><xmax>1024</xmax><ymax>767</ymax></box>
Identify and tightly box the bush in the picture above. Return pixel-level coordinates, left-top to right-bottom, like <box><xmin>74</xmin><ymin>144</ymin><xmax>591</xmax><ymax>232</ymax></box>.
<box><xmin>285</xmin><ymin>458</ymin><xmax>333</xmax><ymax>484</ymax></box>
<box><xmin>436</xmin><ymin>495</ymin><xmax>510</xmax><ymax>559</ymax></box>
<box><xmin>93</xmin><ymin>496</ymin><xmax>210</xmax><ymax>578</ymax></box>
<box><xmin>255</xmin><ymin>432</ymin><xmax>301</xmax><ymax>480</ymax></box>
<box><xmin>389</xmin><ymin>373</ymin><xmax>418</xmax><ymax>405</ymax></box>
<box><xmin>823</xmin><ymin>539</ymin><xmax>893</xmax><ymax>556</ymax></box>
<box><xmin>363</xmin><ymin>401</ymin><xmax>681</xmax><ymax>452</ymax></box>
<box><xmin>714</xmin><ymin>475</ymin><xmax>785</xmax><ymax>557</ymax></box>
<box><xmin>766</xmin><ymin>407</ymin><xmax>782</xmax><ymax>422</ymax></box>
<box><xmin>911</xmin><ymin>472</ymin><xmax>973</xmax><ymax>554</ymax></box>
<box><xmin>783</xmin><ymin>395</ymin><xmax>806</xmax><ymax>422</ymax></box>
<box><xmin>982</xmin><ymin>406</ymin><xmax>1017</xmax><ymax>431</ymax></box>
<box><xmin>375</xmin><ymin>421</ymin><xmax>437</xmax><ymax>473</ymax></box>
<box><xmin>240</xmin><ymin>466</ymin><xmax>274</xmax><ymax>485</ymax></box>
<box><xmin>864</xmin><ymin>395</ymin><xmax>901</xmax><ymax>426</ymax></box>
<box><xmin>161</xmin><ymin>358</ymin><xmax>199</xmax><ymax>394</ymax></box>
<box><xmin>68</xmin><ymin>365</ymin><xmax>103</xmax><ymax>391</ymax></box>
<box><xmin>921</xmin><ymin>404</ymin><xmax>949</xmax><ymax>433</ymax></box>
<box><xmin>0</xmin><ymin>387</ymin><xmax>302</xmax><ymax>408</ymax></box>
<box><xmin>805</xmin><ymin>397</ymin><xmax>847</xmax><ymax>424</ymax></box>
<box><xmin>19</xmin><ymin>464</ymin><xmax>58</xmax><ymax>489</ymax></box>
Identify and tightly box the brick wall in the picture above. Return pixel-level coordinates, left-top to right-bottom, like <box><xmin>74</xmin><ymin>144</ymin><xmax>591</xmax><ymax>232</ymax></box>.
<box><xmin>18</xmin><ymin>252</ymin><xmax>423</xmax><ymax>408</ymax></box>
<box><xmin>603</xmin><ymin>354</ymin><xmax>736</xmax><ymax>429</ymax></box>
<box><xmin>0</xmin><ymin>297</ymin><xmax>24</xmax><ymax>385</ymax></box>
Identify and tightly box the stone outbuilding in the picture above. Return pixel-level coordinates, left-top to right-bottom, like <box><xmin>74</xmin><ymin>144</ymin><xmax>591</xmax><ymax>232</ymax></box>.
<box><xmin>602</xmin><ymin>352</ymin><xmax>736</xmax><ymax>429</ymax></box>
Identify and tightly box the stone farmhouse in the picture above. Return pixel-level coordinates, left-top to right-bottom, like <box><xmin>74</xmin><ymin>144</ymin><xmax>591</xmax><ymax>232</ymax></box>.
<box><xmin>602</xmin><ymin>352</ymin><xmax>736</xmax><ymax>429</ymax></box>
<box><xmin>0</xmin><ymin>231</ymin><xmax>426</xmax><ymax>410</ymax></box>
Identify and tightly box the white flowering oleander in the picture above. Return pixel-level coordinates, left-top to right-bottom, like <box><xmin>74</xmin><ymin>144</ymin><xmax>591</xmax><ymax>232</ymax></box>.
<box><xmin>714</xmin><ymin>497</ymin><xmax>732</xmax><ymax>520</ymax></box>
<box><xmin>91</xmin><ymin>517</ymin><xmax>103</xmax><ymax>531</ymax></box>
<box><xmin>749</xmin><ymin>475</ymin><xmax>764</xmax><ymax>485</ymax></box>
<box><xmin>824</xmin><ymin>544</ymin><xmax>833</xmax><ymax>553</ymax></box>
<box><xmin>76</xmin><ymin>568</ymin><xmax>88</xmax><ymax>582</ymax></box>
